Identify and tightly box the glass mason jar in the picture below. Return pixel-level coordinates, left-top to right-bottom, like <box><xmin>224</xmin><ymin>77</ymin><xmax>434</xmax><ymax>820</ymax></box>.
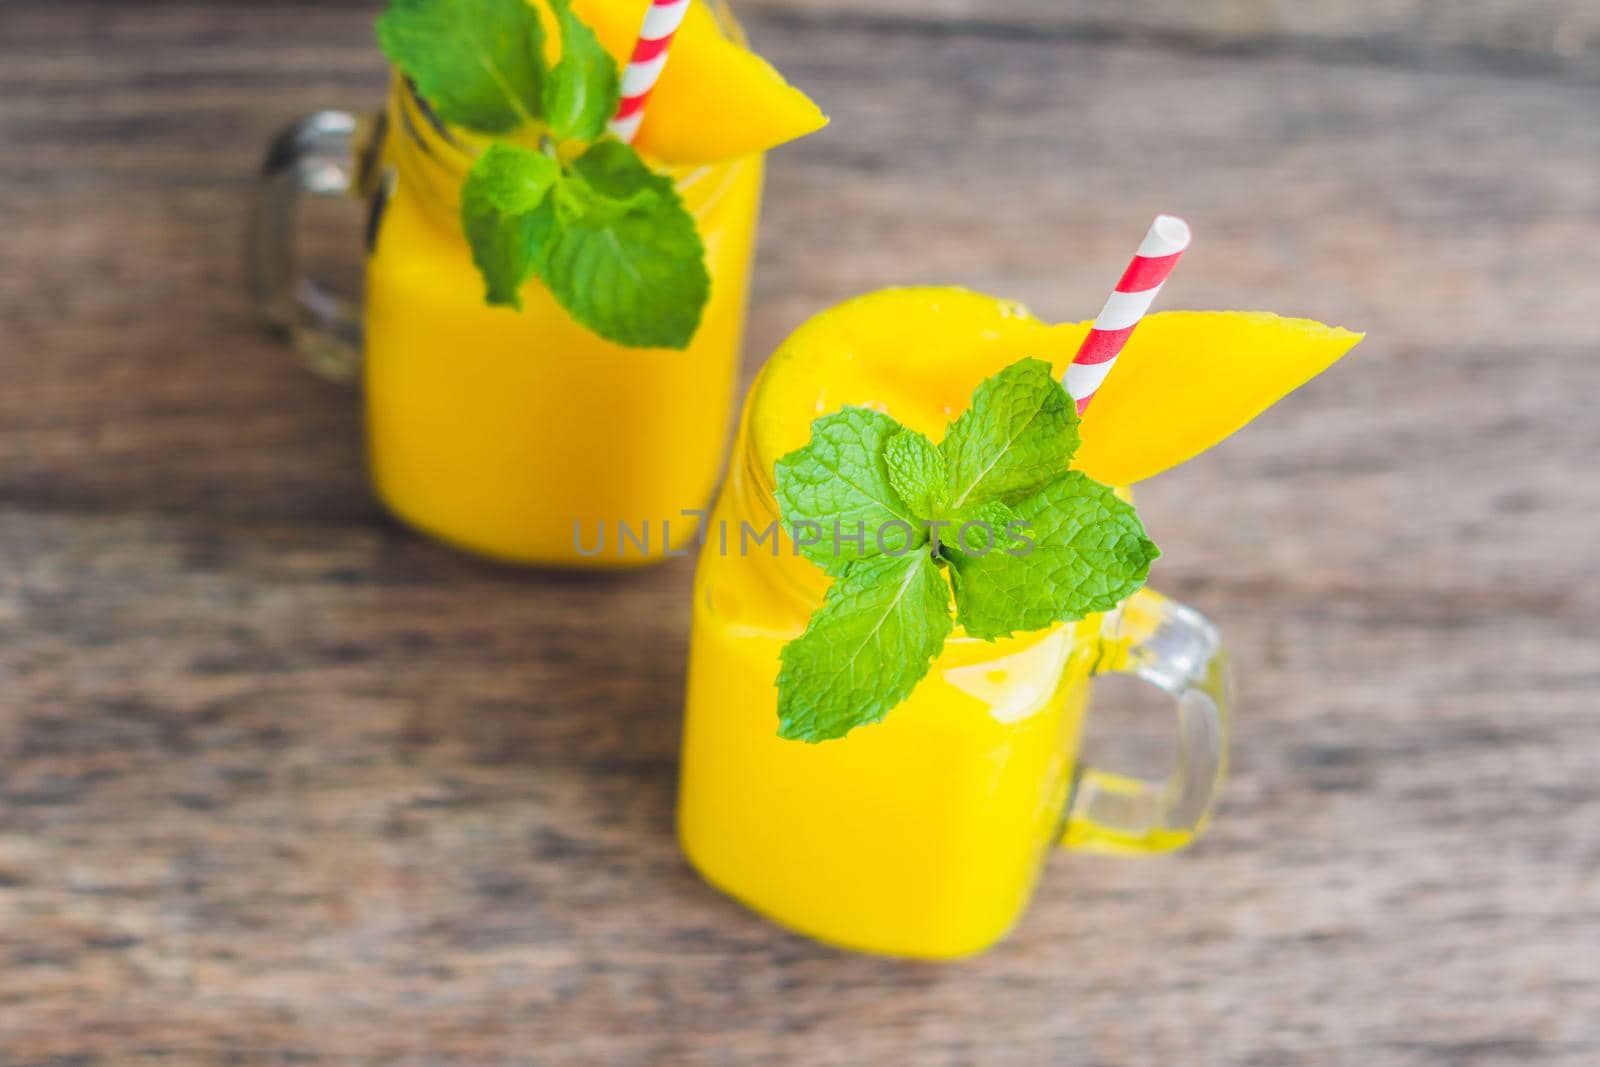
<box><xmin>249</xmin><ymin>6</ymin><xmax>762</xmax><ymax>566</ymax></box>
<box><xmin>678</xmin><ymin>291</ymin><xmax>1234</xmax><ymax>959</ymax></box>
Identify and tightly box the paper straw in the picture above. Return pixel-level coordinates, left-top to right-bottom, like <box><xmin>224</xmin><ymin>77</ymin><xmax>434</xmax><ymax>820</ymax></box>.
<box><xmin>1064</xmin><ymin>214</ymin><xmax>1192</xmax><ymax>414</ymax></box>
<box><xmin>608</xmin><ymin>0</ymin><xmax>692</xmax><ymax>144</ymax></box>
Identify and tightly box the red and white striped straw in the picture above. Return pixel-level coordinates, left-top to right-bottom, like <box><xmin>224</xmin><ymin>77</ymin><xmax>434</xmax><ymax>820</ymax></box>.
<box><xmin>1064</xmin><ymin>214</ymin><xmax>1192</xmax><ymax>414</ymax></box>
<box><xmin>608</xmin><ymin>0</ymin><xmax>693</xmax><ymax>144</ymax></box>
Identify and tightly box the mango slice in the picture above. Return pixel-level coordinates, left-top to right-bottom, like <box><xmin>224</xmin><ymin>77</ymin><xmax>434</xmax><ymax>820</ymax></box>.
<box><xmin>1071</xmin><ymin>311</ymin><xmax>1365</xmax><ymax>486</ymax></box>
<box><xmin>751</xmin><ymin>288</ymin><xmax>1362</xmax><ymax>492</ymax></box>
<box><xmin>571</xmin><ymin>0</ymin><xmax>828</xmax><ymax>165</ymax></box>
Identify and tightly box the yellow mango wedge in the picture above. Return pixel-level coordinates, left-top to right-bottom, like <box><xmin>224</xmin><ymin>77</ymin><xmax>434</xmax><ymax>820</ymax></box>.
<box><xmin>571</xmin><ymin>0</ymin><xmax>828</xmax><ymax>165</ymax></box>
<box><xmin>751</xmin><ymin>289</ymin><xmax>1362</xmax><ymax>491</ymax></box>
<box><xmin>1070</xmin><ymin>311</ymin><xmax>1365</xmax><ymax>486</ymax></box>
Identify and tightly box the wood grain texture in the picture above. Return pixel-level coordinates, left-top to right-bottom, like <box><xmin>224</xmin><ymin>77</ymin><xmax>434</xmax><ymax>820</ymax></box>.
<box><xmin>2</xmin><ymin>2</ymin><xmax>1599</xmax><ymax>1065</ymax></box>
<box><xmin>743</xmin><ymin>0</ymin><xmax>1600</xmax><ymax>81</ymax></box>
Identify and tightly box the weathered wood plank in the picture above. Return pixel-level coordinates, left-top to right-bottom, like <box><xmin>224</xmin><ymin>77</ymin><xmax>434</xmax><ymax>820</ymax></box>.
<box><xmin>1</xmin><ymin>514</ymin><xmax>1596</xmax><ymax>1065</ymax></box>
<box><xmin>744</xmin><ymin>0</ymin><xmax>1600</xmax><ymax>79</ymax></box>
<box><xmin>1</xmin><ymin>3</ymin><xmax>1598</xmax><ymax>1065</ymax></box>
<box><xmin>5</xmin><ymin>0</ymin><xmax>1600</xmax><ymax>80</ymax></box>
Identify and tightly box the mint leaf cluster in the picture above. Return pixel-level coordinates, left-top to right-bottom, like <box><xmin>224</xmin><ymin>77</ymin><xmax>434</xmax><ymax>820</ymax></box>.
<box><xmin>773</xmin><ymin>358</ymin><xmax>1160</xmax><ymax>743</ymax></box>
<box><xmin>376</xmin><ymin>0</ymin><xmax>708</xmax><ymax>349</ymax></box>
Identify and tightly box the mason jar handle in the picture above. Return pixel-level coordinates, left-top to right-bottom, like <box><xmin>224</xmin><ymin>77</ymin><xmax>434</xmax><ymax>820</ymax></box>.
<box><xmin>247</xmin><ymin>110</ymin><xmax>381</xmax><ymax>384</ymax></box>
<box><xmin>1061</xmin><ymin>588</ymin><xmax>1232</xmax><ymax>854</ymax></box>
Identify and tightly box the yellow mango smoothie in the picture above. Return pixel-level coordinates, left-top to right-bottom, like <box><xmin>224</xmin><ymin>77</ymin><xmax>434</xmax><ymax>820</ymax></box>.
<box><xmin>364</xmin><ymin>81</ymin><xmax>763</xmax><ymax>564</ymax></box>
<box><xmin>679</xmin><ymin>288</ymin><xmax>1361</xmax><ymax>958</ymax></box>
<box><xmin>349</xmin><ymin>0</ymin><xmax>823</xmax><ymax>565</ymax></box>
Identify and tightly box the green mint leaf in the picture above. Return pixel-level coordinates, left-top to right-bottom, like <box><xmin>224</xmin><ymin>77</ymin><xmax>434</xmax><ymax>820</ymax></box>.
<box><xmin>775</xmin><ymin>408</ymin><xmax>924</xmax><ymax>577</ymax></box>
<box><xmin>884</xmin><ymin>429</ymin><xmax>947</xmax><ymax>519</ymax></box>
<box><xmin>777</xmin><ymin>550</ymin><xmax>953</xmax><ymax>743</ymax></box>
<box><xmin>946</xmin><ymin>472</ymin><xmax>1159</xmax><ymax>640</ymax></box>
<box><xmin>544</xmin><ymin>0</ymin><xmax>622</xmax><ymax>143</ymax></box>
<box><xmin>550</xmin><ymin>167</ymin><xmax>658</xmax><ymax>226</ymax></box>
<box><xmin>536</xmin><ymin>141</ymin><xmax>710</xmax><ymax>348</ymax></box>
<box><xmin>376</xmin><ymin>0</ymin><xmax>545</xmax><ymax>135</ymax></box>
<box><xmin>461</xmin><ymin>143</ymin><xmax>561</xmax><ymax>309</ymax></box>
<box><xmin>937</xmin><ymin>499</ymin><xmax>1023</xmax><ymax>558</ymax></box>
<box><xmin>941</xmin><ymin>357</ymin><xmax>1080</xmax><ymax>509</ymax></box>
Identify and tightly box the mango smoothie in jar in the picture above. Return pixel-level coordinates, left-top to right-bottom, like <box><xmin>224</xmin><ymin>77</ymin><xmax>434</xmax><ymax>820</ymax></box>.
<box><xmin>678</xmin><ymin>286</ymin><xmax>1363</xmax><ymax>959</ymax></box>
<box><xmin>250</xmin><ymin>0</ymin><xmax>825</xmax><ymax>566</ymax></box>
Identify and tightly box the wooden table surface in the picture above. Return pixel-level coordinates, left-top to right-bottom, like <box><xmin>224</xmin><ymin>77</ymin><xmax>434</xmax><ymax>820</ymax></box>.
<box><xmin>2</xmin><ymin>2</ymin><xmax>1598</xmax><ymax>1064</ymax></box>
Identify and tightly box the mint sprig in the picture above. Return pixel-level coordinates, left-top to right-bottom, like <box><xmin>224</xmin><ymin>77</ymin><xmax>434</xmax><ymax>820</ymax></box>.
<box><xmin>774</xmin><ymin>358</ymin><xmax>1159</xmax><ymax>743</ymax></box>
<box><xmin>376</xmin><ymin>0</ymin><xmax>709</xmax><ymax>349</ymax></box>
